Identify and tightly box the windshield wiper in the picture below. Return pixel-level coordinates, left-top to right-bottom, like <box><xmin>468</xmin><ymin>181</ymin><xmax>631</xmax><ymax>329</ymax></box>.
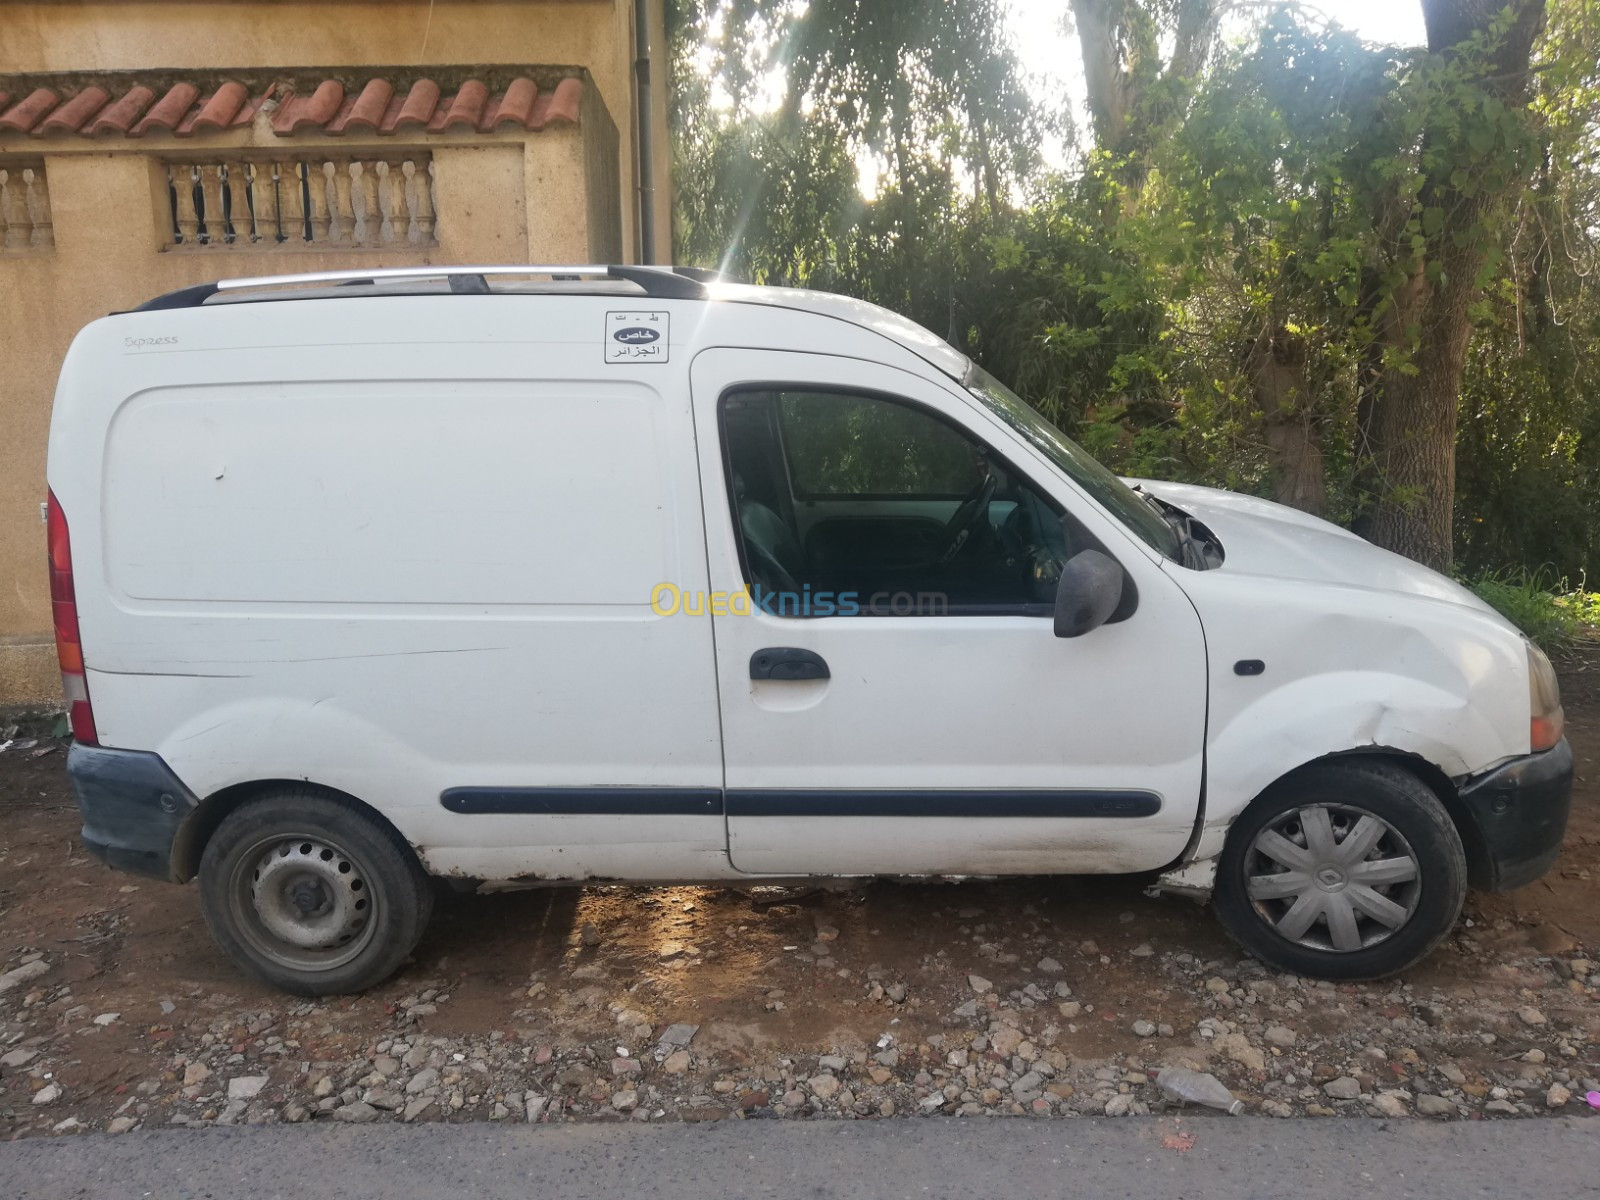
<box><xmin>1129</xmin><ymin>486</ymin><xmax>1187</xmax><ymax>560</ymax></box>
<box><xmin>1131</xmin><ymin>486</ymin><xmax>1211</xmax><ymax>567</ymax></box>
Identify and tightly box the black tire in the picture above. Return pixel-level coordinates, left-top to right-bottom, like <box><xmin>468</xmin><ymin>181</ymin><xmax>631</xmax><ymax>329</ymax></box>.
<box><xmin>199</xmin><ymin>789</ymin><xmax>433</xmax><ymax>996</ymax></box>
<box><xmin>1212</xmin><ymin>760</ymin><xmax>1467</xmax><ymax>980</ymax></box>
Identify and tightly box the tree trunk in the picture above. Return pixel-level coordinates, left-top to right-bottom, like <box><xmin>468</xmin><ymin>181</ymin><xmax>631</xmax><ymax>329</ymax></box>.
<box><xmin>1360</xmin><ymin>281</ymin><xmax>1470</xmax><ymax>567</ymax></box>
<box><xmin>1356</xmin><ymin>0</ymin><xmax>1546</xmax><ymax>571</ymax></box>
<box><xmin>969</xmin><ymin>110</ymin><xmax>1002</xmax><ymax>213</ymax></box>
<box><xmin>1070</xmin><ymin>0</ymin><xmax>1132</xmax><ymax>155</ymax></box>
<box><xmin>1246</xmin><ymin>326</ymin><xmax>1325</xmax><ymax>515</ymax></box>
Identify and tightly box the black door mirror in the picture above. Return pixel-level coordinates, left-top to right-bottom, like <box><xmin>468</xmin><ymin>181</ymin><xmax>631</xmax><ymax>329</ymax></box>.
<box><xmin>1053</xmin><ymin>549</ymin><xmax>1124</xmax><ymax>638</ymax></box>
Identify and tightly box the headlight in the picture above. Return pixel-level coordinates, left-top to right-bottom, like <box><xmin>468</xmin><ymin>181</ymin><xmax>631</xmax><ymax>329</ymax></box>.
<box><xmin>1527</xmin><ymin>641</ymin><xmax>1564</xmax><ymax>752</ymax></box>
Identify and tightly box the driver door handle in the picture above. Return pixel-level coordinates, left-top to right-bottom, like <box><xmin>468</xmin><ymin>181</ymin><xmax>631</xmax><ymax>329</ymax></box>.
<box><xmin>750</xmin><ymin>647</ymin><xmax>830</xmax><ymax>681</ymax></box>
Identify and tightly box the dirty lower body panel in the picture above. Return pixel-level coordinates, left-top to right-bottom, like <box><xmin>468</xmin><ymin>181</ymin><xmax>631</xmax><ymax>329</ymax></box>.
<box><xmin>1454</xmin><ymin>738</ymin><xmax>1573</xmax><ymax>892</ymax></box>
<box><xmin>66</xmin><ymin>742</ymin><xmax>198</xmax><ymax>881</ymax></box>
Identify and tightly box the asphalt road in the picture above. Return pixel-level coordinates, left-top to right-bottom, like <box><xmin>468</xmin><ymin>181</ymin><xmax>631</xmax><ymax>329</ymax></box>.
<box><xmin>2</xmin><ymin>1116</ymin><xmax>1596</xmax><ymax>1199</ymax></box>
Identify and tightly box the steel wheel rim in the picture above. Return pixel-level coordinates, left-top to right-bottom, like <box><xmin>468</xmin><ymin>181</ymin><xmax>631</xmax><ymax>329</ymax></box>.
<box><xmin>228</xmin><ymin>832</ymin><xmax>378</xmax><ymax>972</ymax></box>
<box><xmin>1244</xmin><ymin>803</ymin><xmax>1422</xmax><ymax>953</ymax></box>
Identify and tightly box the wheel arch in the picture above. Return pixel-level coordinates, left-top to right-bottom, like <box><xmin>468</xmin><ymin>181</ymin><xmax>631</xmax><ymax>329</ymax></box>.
<box><xmin>1167</xmin><ymin>745</ymin><xmax>1483</xmax><ymax>889</ymax></box>
<box><xmin>170</xmin><ymin>779</ymin><xmax>421</xmax><ymax>883</ymax></box>
<box><xmin>1214</xmin><ymin>747</ymin><xmax>1490</xmax><ymax>892</ymax></box>
<box><xmin>1283</xmin><ymin>746</ymin><xmax>1457</xmax><ymax>804</ymax></box>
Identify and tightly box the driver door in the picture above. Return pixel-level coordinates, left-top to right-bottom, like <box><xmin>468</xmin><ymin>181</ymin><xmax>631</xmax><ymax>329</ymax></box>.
<box><xmin>689</xmin><ymin>348</ymin><xmax>1207</xmax><ymax>876</ymax></box>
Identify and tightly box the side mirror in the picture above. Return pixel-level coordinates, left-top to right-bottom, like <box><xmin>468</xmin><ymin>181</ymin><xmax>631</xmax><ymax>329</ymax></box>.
<box><xmin>1053</xmin><ymin>549</ymin><xmax>1123</xmax><ymax>638</ymax></box>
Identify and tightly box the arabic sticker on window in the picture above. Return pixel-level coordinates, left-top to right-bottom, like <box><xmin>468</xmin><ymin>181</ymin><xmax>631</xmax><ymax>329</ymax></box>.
<box><xmin>605</xmin><ymin>310</ymin><xmax>670</xmax><ymax>364</ymax></box>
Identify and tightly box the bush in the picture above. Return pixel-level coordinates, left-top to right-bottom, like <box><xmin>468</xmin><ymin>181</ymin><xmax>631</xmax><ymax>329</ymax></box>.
<box><xmin>1467</xmin><ymin>567</ymin><xmax>1600</xmax><ymax>650</ymax></box>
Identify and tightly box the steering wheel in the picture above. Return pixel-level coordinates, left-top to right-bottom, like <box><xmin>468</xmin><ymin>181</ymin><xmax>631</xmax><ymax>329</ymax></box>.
<box><xmin>745</xmin><ymin>538</ymin><xmax>801</xmax><ymax>596</ymax></box>
<box><xmin>939</xmin><ymin>472</ymin><xmax>997</xmax><ymax>563</ymax></box>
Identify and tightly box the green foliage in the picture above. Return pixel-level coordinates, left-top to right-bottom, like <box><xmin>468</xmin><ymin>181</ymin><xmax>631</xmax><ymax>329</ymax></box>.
<box><xmin>778</xmin><ymin>392</ymin><xmax>979</xmax><ymax>496</ymax></box>
<box><xmin>672</xmin><ymin>100</ymin><xmax>863</xmax><ymax>284</ymax></box>
<box><xmin>1467</xmin><ymin>566</ymin><xmax>1600</xmax><ymax>649</ymax></box>
<box><xmin>670</xmin><ymin>0</ymin><xmax>1600</xmax><ymax>579</ymax></box>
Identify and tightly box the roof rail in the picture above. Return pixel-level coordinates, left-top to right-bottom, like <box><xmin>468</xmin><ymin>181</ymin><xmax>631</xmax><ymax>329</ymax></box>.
<box><xmin>131</xmin><ymin>264</ymin><xmax>718</xmax><ymax>312</ymax></box>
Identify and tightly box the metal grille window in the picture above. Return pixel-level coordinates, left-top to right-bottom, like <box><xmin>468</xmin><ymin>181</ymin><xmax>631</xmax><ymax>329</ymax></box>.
<box><xmin>165</xmin><ymin>155</ymin><xmax>437</xmax><ymax>248</ymax></box>
<box><xmin>0</xmin><ymin>159</ymin><xmax>53</xmax><ymax>252</ymax></box>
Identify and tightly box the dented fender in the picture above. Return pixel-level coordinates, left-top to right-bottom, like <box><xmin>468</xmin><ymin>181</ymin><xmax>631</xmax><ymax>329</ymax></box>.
<box><xmin>1201</xmin><ymin>668</ymin><xmax>1511</xmax><ymax>828</ymax></box>
<box><xmin>1155</xmin><ymin>529</ymin><xmax>1531</xmax><ymax>868</ymax></box>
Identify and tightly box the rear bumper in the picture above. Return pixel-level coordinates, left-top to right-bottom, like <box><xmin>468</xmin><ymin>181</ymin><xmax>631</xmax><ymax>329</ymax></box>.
<box><xmin>1456</xmin><ymin>738</ymin><xmax>1573</xmax><ymax>892</ymax></box>
<box><xmin>66</xmin><ymin>743</ymin><xmax>197</xmax><ymax>882</ymax></box>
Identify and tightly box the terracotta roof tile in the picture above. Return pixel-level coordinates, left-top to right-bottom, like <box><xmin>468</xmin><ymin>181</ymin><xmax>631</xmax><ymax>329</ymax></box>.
<box><xmin>486</xmin><ymin>76</ymin><xmax>537</xmax><ymax>130</ymax></box>
<box><xmin>533</xmin><ymin>77</ymin><xmax>585</xmax><ymax>129</ymax></box>
<box><xmin>40</xmin><ymin>86</ymin><xmax>110</xmax><ymax>133</ymax></box>
<box><xmin>332</xmin><ymin>78</ymin><xmax>393</xmax><ymax>134</ymax></box>
<box><xmin>86</xmin><ymin>84</ymin><xmax>156</xmax><ymax>135</ymax></box>
<box><xmin>391</xmin><ymin>79</ymin><xmax>441</xmax><ymax>132</ymax></box>
<box><xmin>0</xmin><ymin>72</ymin><xmax>583</xmax><ymax>140</ymax></box>
<box><xmin>132</xmin><ymin>82</ymin><xmax>200</xmax><ymax>136</ymax></box>
<box><xmin>436</xmin><ymin>79</ymin><xmax>490</xmax><ymax>132</ymax></box>
<box><xmin>191</xmin><ymin>80</ymin><xmax>250</xmax><ymax>132</ymax></box>
<box><xmin>273</xmin><ymin>79</ymin><xmax>344</xmax><ymax>135</ymax></box>
<box><xmin>0</xmin><ymin>87</ymin><xmax>61</xmax><ymax>134</ymax></box>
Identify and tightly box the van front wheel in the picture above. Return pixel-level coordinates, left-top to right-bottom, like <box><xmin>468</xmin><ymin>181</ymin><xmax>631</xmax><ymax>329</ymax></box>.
<box><xmin>199</xmin><ymin>790</ymin><xmax>433</xmax><ymax>996</ymax></box>
<box><xmin>1212</xmin><ymin>761</ymin><xmax>1466</xmax><ymax>980</ymax></box>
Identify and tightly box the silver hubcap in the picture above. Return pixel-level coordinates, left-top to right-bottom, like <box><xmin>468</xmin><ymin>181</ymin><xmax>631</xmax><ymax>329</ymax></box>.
<box><xmin>1245</xmin><ymin>803</ymin><xmax>1421</xmax><ymax>953</ymax></box>
<box><xmin>232</xmin><ymin>835</ymin><xmax>375</xmax><ymax>970</ymax></box>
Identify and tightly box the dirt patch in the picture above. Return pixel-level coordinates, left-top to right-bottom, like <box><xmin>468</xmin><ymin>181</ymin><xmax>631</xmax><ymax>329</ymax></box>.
<box><xmin>1</xmin><ymin>653</ymin><xmax>1597</xmax><ymax>1137</ymax></box>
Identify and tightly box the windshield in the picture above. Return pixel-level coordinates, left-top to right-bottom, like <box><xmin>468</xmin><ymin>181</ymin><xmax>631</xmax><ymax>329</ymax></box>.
<box><xmin>965</xmin><ymin>366</ymin><xmax>1181</xmax><ymax>560</ymax></box>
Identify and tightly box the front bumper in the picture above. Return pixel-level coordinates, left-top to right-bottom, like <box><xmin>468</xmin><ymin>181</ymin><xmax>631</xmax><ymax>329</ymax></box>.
<box><xmin>1455</xmin><ymin>738</ymin><xmax>1573</xmax><ymax>892</ymax></box>
<box><xmin>66</xmin><ymin>743</ymin><xmax>198</xmax><ymax>882</ymax></box>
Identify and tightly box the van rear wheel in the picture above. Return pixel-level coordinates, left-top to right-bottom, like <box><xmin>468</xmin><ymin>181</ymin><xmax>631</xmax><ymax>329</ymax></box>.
<box><xmin>199</xmin><ymin>790</ymin><xmax>433</xmax><ymax>996</ymax></box>
<box><xmin>1212</xmin><ymin>760</ymin><xmax>1466</xmax><ymax>980</ymax></box>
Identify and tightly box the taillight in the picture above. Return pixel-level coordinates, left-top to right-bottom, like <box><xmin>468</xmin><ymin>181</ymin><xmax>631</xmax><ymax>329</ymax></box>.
<box><xmin>46</xmin><ymin>490</ymin><xmax>97</xmax><ymax>745</ymax></box>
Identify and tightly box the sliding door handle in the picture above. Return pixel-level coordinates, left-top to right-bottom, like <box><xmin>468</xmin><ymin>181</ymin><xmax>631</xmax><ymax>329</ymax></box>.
<box><xmin>750</xmin><ymin>647</ymin><xmax>830</xmax><ymax>681</ymax></box>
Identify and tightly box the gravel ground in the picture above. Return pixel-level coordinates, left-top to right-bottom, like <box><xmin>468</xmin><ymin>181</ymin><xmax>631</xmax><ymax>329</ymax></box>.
<box><xmin>2</xmin><ymin>653</ymin><xmax>1598</xmax><ymax>1140</ymax></box>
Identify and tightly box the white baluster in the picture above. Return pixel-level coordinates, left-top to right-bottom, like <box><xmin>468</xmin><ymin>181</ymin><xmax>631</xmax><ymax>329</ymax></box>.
<box><xmin>23</xmin><ymin>166</ymin><xmax>52</xmax><ymax>249</ymax></box>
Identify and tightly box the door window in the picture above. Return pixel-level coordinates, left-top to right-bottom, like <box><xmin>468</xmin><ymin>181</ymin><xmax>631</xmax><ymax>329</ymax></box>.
<box><xmin>721</xmin><ymin>388</ymin><xmax>1075</xmax><ymax>615</ymax></box>
<box><xmin>780</xmin><ymin>391</ymin><xmax>977</xmax><ymax>498</ymax></box>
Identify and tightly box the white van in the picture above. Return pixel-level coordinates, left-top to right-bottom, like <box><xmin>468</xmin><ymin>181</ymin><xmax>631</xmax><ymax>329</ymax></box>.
<box><xmin>48</xmin><ymin>265</ymin><xmax>1571</xmax><ymax>995</ymax></box>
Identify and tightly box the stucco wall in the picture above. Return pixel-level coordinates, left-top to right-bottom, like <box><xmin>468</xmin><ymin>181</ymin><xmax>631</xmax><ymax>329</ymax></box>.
<box><xmin>0</xmin><ymin>0</ymin><xmax>670</xmax><ymax>263</ymax></box>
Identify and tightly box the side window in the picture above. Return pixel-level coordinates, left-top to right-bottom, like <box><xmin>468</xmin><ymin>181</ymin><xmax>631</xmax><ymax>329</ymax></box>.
<box><xmin>721</xmin><ymin>388</ymin><xmax>1073</xmax><ymax>615</ymax></box>
<box><xmin>779</xmin><ymin>391</ymin><xmax>976</xmax><ymax>497</ymax></box>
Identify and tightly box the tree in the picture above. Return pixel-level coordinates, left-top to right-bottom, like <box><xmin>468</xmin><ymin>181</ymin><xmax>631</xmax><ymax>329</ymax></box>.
<box><xmin>669</xmin><ymin>0</ymin><xmax>1041</xmax><ymax>214</ymax></box>
<box><xmin>1070</xmin><ymin>0</ymin><xmax>1349</xmax><ymax>513</ymax></box>
<box><xmin>669</xmin><ymin>0</ymin><xmax>1600</xmax><ymax>579</ymax></box>
<box><xmin>1071</xmin><ymin>0</ymin><xmax>1219</xmax><ymax>209</ymax></box>
<box><xmin>1355</xmin><ymin>0</ymin><xmax>1548</xmax><ymax>568</ymax></box>
<box><xmin>1166</xmin><ymin>13</ymin><xmax>1404</xmax><ymax>517</ymax></box>
<box><xmin>1073</xmin><ymin>0</ymin><xmax>1218</xmax><ymax>152</ymax></box>
<box><xmin>1452</xmin><ymin>0</ymin><xmax>1600</xmax><ymax>576</ymax></box>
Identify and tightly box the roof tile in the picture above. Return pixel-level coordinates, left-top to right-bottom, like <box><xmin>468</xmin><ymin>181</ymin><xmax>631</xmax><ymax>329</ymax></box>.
<box><xmin>533</xmin><ymin>77</ymin><xmax>585</xmax><ymax>129</ymax></box>
<box><xmin>191</xmin><ymin>80</ymin><xmax>249</xmax><ymax>132</ymax></box>
<box><xmin>86</xmin><ymin>84</ymin><xmax>156</xmax><ymax>135</ymax></box>
<box><xmin>391</xmin><ymin>79</ymin><xmax>442</xmax><ymax>132</ymax></box>
<box><xmin>437</xmin><ymin>79</ymin><xmax>490</xmax><ymax>132</ymax></box>
<box><xmin>132</xmin><ymin>82</ymin><xmax>201</xmax><ymax>136</ymax></box>
<box><xmin>0</xmin><ymin>72</ymin><xmax>583</xmax><ymax>140</ymax></box>
<box><xmin>40</xmin><ymin>86</ymin><xmax>110</xmax><ymax>133</ymax></box>
<box><xmin>487</xmin><ymin>76</ymin><xmax>539</xmax><ymax>130</ymax></box>
<box><xmin>0</xmin><ymin>87</ymin><xmax>61</xmax><ymax>134</ymax></box>
<box><xmin>334</xmin><ymin>78</ymin><xmax>394</xmax><ymax>134</ymax></box>
<box><xmin>274</xmin><ymin>79</ymin><xmax>344</xmax><ymax>135</ymax></box>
